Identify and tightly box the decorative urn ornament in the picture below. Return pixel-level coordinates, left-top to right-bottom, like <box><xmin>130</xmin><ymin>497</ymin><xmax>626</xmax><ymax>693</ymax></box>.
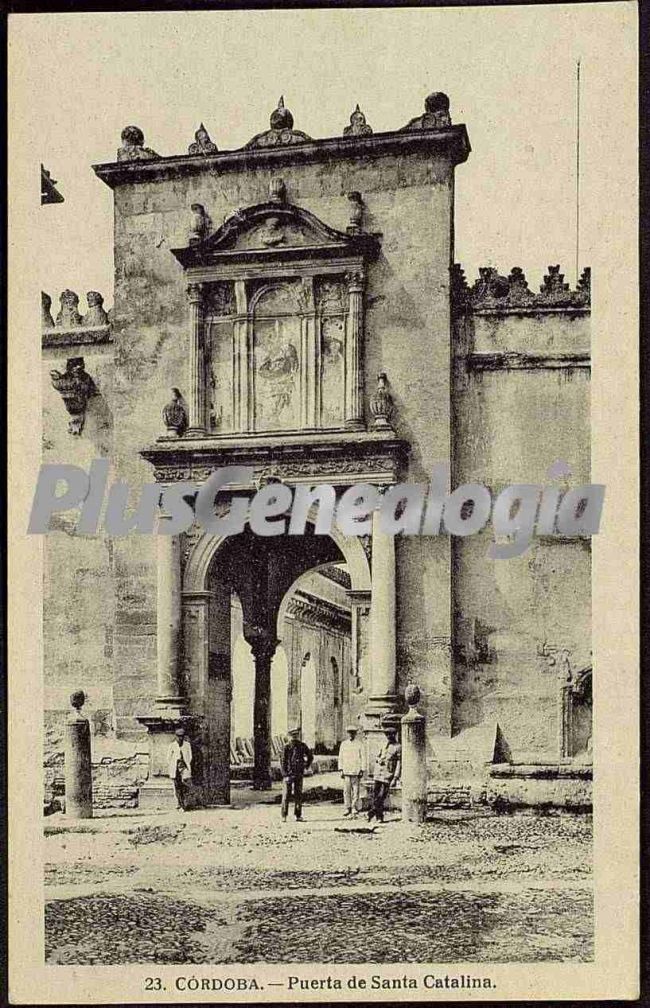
<box><xmin>162</xmin><ymin>388</ymin><xmax>188</xmax><ymax>437</ymax></box>
<box><xmin>369</xmin><ymin>372</ymin><xmax>394</xmax><ymax>431</ymax></box>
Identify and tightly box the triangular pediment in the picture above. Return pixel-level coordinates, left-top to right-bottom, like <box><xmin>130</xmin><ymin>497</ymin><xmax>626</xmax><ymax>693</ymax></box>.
<box><xmin>172</xmin><ymin>201</ymin><xmax>380</xmax><ymax>268</ymax></box>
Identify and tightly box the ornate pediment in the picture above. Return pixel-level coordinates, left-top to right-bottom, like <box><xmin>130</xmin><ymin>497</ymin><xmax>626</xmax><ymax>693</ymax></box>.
<box><xmin>171</xmin><ymin>201</ymin><xmax>380</xmax><ymax>268</ymax></box>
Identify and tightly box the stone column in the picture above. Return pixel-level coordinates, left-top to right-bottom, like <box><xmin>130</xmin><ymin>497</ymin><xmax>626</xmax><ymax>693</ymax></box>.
<box><xmin>250</xmin><ymin>636</ymin><xmax>278</xmax><ymax>790</ymax></box>
<box><xmin>137</xmin><ymin>520</ymin><xmax>190</xmax><ymax>811</ymax></box>
<box><xmin>233</xmin><ymin>280</ymin><xmax>252</xmax><ymax>431</ymax></box>
<box><xmin>64</xmin><ymin>691</ymin><xmax>93</xmax><ymax>818</ymax></box>
<box><xmin>156</xmin><ymin>524</ymin><xmax>185</xmax><ymax>715</ymax></box>
<box><xmin>400</xmin><ymin>685</ymin><xmax>427</xmax><ymax>823</ymax></box>
<box><xmin>367</xmin><ymin>508</ymin><xmax>397</xmax><ymax>716</ymax></box>
<box><xmin>186</xmin><ymin>282</ymin><xmax>205</xmax><ymax>435</ymax></box>
<box><xmin>344</xmin><ymin>270</ymin><xmax>365</xmax><ymax>430</ymax></box>
<box><xmin>299</xmin><ymin>278</ymin><xmax>318</xmax><ymax>428</ymax></box>
<box><xmin>362</xmin><ymin>510</ymin><xmax>399</xmax><ymax>788</ymax></box>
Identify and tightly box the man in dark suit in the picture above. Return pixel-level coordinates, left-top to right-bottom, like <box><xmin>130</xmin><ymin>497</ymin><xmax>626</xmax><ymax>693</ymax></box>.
<box><xmin>280</xmin><ymin>728</ymin><xmax>313</xmax><ymax>822</ymax></box>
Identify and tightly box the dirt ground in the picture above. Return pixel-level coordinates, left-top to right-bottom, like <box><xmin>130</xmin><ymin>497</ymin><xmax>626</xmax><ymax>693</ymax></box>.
<box><xmin>44</xmin><ymin>774</ymin><xmax>593</xmax><ymax>965</ymax></box>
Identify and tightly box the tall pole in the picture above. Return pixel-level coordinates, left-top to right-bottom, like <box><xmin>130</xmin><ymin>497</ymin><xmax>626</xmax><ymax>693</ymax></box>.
<box><xmin>575</xmin><ymin>59</ymin><xmax>581</xmax><ymax>287</ymax></box>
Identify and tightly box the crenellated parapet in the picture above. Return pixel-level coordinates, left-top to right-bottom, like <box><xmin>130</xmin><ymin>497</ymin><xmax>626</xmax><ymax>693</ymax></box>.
<box><xmin>42</xmin><ymin>290</ymin><xmax>112</xmax><ymax>348</ymax></box>
<box><xmin>452</xmin><ymin>264</ymin><xmax>591</xmax><ymax>314</ymax></box>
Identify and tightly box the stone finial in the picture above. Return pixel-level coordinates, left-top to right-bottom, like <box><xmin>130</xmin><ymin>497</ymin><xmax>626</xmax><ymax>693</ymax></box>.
<box><xmin>404</xmin><ymin>684</ymin><xmax>421</xmax><ymax>708</ymax></box>
<box><xmin>117</xmin><ymin>125</ymin><xmax>159</xmax><ymax>162</ymax></box>
<box><xmin>83</xmin><ymin>291</ymin><xmax>109</xmax><ymax>327</ymax></box>
<box><xmin>402</xmin><ymin>91</ymin><xmax>451</xmax><ymax>131</ymax></box>
<box><xmin>42</xmin><ymin>292</ymin><xmax>55</xmax><ymax>329</ymax></box>
<box><xmin>245</xmin><ymin>96</ymin><xmax>312</xmax><ymax>148</ymax></box>
<box><xmin>271</xmin><ymin>95</ymin><xmax>293</xmax><ymax>130</ymax></box>
<box><xmin>347</xmin><ymin>191</ymin><xmax>364</xmax><ymax>234</ymax></box>
<box><xmin>540</xmin><ymin>264</ymin><xmax>569</xmax><ymax>296</ymax></box>
<box><xmin>471</xmin><ymin>267</ymin><xmax>510</xmax><ymax>304</ymax></box>
<box><xmin>369</xmin><ymin>372</ymin><xmax>395</xmax><ymax>431</ymax></box>
<box><xmin>189</xmin><ymin>203</ymin><xmax>211</xmax><ymax>245</ymax></box>
<box><xmin>162</xmin><ymin>388</ymin><xmax>188</xmax><ymax>438</ymax></box>
<box><xmin>50</xmin><ymin>357</ymin><xmax>97</xmax><ymax>435</ymax></box>
<box><xmin>343</xmin><ymin>104</ymin><xmax>373</xmax><ymax>136</ymax></box>
<box><xmin>269</xmin><ymin>177</ymin><xmax>287</xmax><ymax>204</ymax></box>
<box><xmin>188</xmin><ymin>122</ymin><xmax>218</xmax><ymax>155</ymax></box>
<box><xmin>577</xmin><ymin>266</ymin><xmax>591</xmax><ymax>296</ymax></box>
<box><xmin>70</xmin><ymin>690</ymin><xmax>86</xmax><ymax>711</ymax></box>
<box><xmin>506</xmin><ymin>267</ymin><xmax>534</xmax><ymax>304</ymax></box>
<box><xmin>56</xmin><ymin>289</ymin><xmax>82</xmax><ymax>328</ymax></box>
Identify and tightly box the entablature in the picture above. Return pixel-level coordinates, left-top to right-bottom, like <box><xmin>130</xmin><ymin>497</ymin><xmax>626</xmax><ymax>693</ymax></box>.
<box><xmin>141</xmin><ymin>429</ymin><xmax>409</xmax><ymax>488</ymax></box>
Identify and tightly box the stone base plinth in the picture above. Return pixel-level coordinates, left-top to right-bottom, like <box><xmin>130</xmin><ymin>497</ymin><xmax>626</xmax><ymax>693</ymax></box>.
<box><xmin>138</xmin><ymin>779</ymin><xmax>177</xmax><ymax>810</ymax></box>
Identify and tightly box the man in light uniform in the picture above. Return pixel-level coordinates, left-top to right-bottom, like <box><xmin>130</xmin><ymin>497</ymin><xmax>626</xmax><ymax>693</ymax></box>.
<box><xmin>338</xmin><ymin>724</ymin><xmax>364</xmax><ymax>818</ymax></box>
<box><xmin>167</xmin><ymin>727</ymin><xmax>193</xmax><ymax>811</ymax></box>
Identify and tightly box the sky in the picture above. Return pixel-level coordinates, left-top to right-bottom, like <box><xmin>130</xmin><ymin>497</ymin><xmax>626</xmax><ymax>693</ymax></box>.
<box><xmin>10</xmin><ymin>4</ymin><xmax>637</xmax><ymax>308</ymax></box>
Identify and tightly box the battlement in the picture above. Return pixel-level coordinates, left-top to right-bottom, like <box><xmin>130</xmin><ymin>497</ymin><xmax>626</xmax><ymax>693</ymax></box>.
<box><xmin>452</xmin><ymin>264</ymin><xmax>591</xmax><ymax>314</ymax></box>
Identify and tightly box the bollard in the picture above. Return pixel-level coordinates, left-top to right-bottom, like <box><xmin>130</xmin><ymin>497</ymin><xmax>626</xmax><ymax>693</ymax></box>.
<box><xmin>400</xmin><ymin>684</ymin><xmax>427</xmax><ymax>823</ymax></box>
<box><xmin>64</xmin><ymin>690</ymin><xmax>93</xmax><ymax>818</ymax></box>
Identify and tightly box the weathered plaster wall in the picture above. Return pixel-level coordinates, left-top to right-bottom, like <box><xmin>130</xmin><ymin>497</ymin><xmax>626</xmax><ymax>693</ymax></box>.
<box><xmin>42</xmin><ymin>342</ymin><xmax>115</xmax><ymax>721</ymax></box>
<box><xmin>451</xmin><ymin>308</ymin><xmax>591</xmax><ymax>762</ymax></box>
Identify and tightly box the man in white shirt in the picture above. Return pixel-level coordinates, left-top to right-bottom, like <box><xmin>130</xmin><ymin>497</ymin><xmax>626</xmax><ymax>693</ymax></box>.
<box><xmin>167</xmin><ymin>728</ymin><xmax>193</xmax><ymax>811</ymax></box>
<box><xmin>338</xmin><ymin>725</ymin><xmax>364</xmax><ymax>818</ymax></box>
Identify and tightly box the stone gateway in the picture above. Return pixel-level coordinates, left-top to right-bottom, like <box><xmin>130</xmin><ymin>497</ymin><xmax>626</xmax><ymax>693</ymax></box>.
<box><xmin>41</xmin><ymin>92</ymin><xmax>592</xmax><ymax>813</ymax></box>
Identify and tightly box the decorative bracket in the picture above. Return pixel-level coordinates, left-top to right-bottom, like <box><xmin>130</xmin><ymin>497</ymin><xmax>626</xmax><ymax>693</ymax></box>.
<box><xmin>50</xmin><ymin>357</ymin><xmax>97</xmax><ymax>435</ymax></box>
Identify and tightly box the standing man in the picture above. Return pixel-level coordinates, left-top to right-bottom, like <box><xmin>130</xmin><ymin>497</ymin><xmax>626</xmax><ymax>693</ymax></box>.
<box><xmin>280</xmin><ymin>727</ymin><xmax>313</xmax><ymax>822</ymax></box>
<box><xmin>167</xmin><ymin>727</ymin><xmax>192</xmax><ymax>811</ymax></box>
<box><xmin>368</xmin><ymin>726</ymin><xmax>401</xmax><ymax>823</ymax></box>
<box><xmin>338</xmin><ymin>725</ymin><xmax>364</xmax><ymax>818</ymax></box>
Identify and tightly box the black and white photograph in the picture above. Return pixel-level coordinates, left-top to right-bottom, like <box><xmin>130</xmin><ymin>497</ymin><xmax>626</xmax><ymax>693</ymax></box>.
<box><xmin>7</xmin><ymin>3</ymin><xmax>639</xmax><ymax>1002</ymax></box>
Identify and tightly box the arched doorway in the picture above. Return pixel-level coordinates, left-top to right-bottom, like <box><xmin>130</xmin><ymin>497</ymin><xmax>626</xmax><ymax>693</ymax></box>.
<box><xmin>182</xmin><ymin>521</ymin><xmax>371</xmax><ymax>800</ymax></box>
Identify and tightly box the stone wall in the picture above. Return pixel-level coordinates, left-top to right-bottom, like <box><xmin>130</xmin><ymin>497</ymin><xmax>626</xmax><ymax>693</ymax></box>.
<box><xmin>44</xmin><ymin>710</ymin><xmax>149</xmax><ymax>811</ymax></box>
<box><xmin>42</xmin><ymin>311</ymin><xmax>116</xmax><ymax>717</ymax></box>
<box><xmin>450</xmin><ymin>267</ymin><xmax>591</xmax><ymax>765</ymax></box>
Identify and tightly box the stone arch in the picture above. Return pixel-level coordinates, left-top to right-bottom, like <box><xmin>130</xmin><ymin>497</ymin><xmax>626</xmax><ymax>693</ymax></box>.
<box><xmin>183</xmin><ymin>521</ymin><xmax>370</xmax><ymax>596</ymax></box>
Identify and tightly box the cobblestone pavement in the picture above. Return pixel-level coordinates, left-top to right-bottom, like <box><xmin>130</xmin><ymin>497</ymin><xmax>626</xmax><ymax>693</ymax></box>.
<box><xmin>44</xmin><ymin>782</ymin><xmax>593</xmax><ymax>965</ymax></box>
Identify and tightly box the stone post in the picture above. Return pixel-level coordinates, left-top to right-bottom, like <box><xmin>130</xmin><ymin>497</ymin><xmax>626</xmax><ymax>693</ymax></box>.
<box><xmin>186</xmin><ymin>282</ymin><xmax>205</xmax><ymax>435</ymax></box>
<box><xmin>344</xmin><ymin>270</ymin><xmax>365</xmax><ymax>430</ymax></box>
<box><xmin>251</xmin><ymin>636</ymin><xmax>278</xmax><ymax>790</ymax></box>
<box><xmin>64</xmin><ymin>690</ymin><xmax>93</xmax><ymax>818</ymax></box>
<box><xmin>400</xmin><ymin>685</ymin><xmax>427</xmax><ymax>823</ymax></box>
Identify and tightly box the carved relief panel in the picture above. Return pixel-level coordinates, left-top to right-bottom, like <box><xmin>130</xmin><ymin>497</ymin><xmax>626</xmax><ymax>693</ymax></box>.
<box><xmin>204</xmin><ymin>282</ymin><xmax>235</xmax><ymax>434</ymax></box>
<box><xmin>251</xmin><ymin>282</ymin><xmax>302</xmax><ymax>431</ymax></box>
<box><xmin>202</xmin><ymin>272</ymin><xmax>355</xmax><ymax>436</ymax></box>
<box><xmin>317</xmin><ymin>279</ymin><xmax>346</xmax><ymax>428</ymax></box>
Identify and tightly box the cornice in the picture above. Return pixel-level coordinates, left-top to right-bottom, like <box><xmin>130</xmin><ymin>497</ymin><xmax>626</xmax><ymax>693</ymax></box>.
<box><xmin>93</xmin><ymin>125</ymin><xmax>471</xmax><ymax>189</ymax></box>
